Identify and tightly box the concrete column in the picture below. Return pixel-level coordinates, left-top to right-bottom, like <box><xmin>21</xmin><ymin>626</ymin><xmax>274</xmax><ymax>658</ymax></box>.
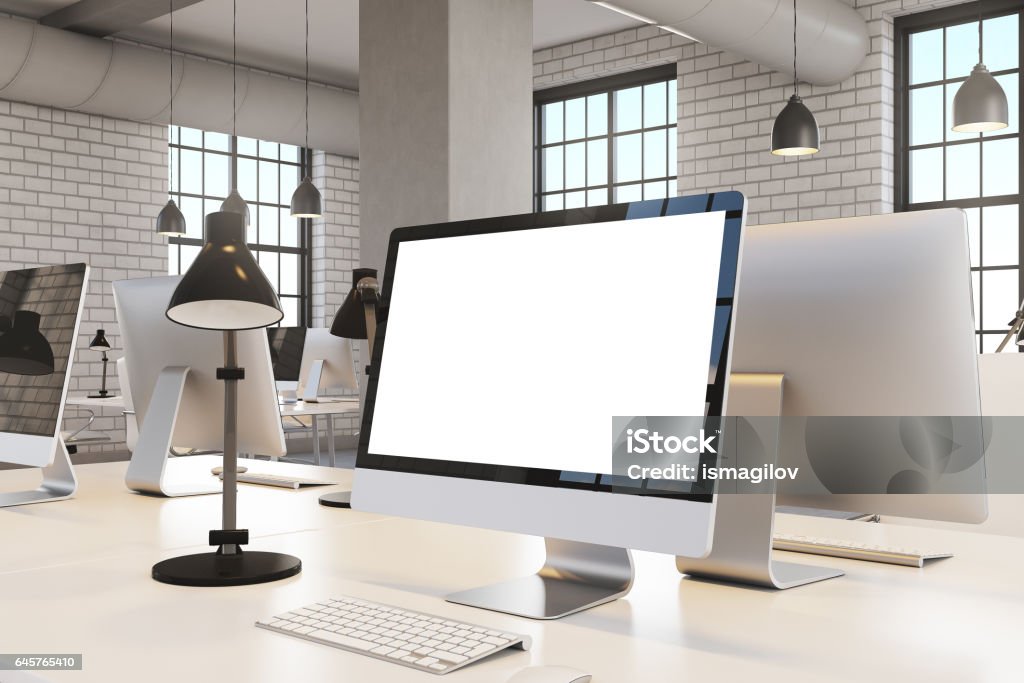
<box><xmin>359</xmin><ymin>0</ymin><xmax>534</xmax><ymax>273</ymax></box>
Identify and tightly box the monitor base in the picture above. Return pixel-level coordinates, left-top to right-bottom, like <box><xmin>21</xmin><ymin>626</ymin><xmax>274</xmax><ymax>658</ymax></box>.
<box><xmin>0</xmin><ymin>438</ymin><xmax>77</xmax><ymax>508</ymax></box>
<box><xmin>318</xmin><ymin>491</ymin><xmax>352</xmax><ymax>508</ymax></box>
<box><xmin>152</xmin><ymin>549</ymin><xmax>302</xmax><ymax>587</ymax></box>
<box><xmin>447</xmin><ymin>538</ymin><xmax>633</xmax><ymax>620</ymax></box>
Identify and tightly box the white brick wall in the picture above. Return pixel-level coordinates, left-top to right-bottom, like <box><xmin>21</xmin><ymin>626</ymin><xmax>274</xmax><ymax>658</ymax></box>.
<box><xmin>533</xmin><ymin>0</ymin><xmax>976</xmax><ymax>226</ymax></box>
<box><xmin>0</xmin><ymin>99</ymin><xmax>168</xmax><ymax>454</ymax></box>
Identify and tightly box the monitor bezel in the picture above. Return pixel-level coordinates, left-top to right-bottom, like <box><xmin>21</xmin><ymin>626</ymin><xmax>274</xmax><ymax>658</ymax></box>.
<box><xmin>356</xmin><ymin>193</ymin><xmax>746</xmax><ymax>504</ymax></box>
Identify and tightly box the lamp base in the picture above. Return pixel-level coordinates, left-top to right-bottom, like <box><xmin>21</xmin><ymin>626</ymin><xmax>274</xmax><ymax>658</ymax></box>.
<box><xmin>318</xmin><ymin>491</ymin><xmax>352</xmax><ymax>508</ymax></box>
<box><xmin>152</xmin><ymin>549</ymin><xmax>301</xmax><ymax>587</ymax></box>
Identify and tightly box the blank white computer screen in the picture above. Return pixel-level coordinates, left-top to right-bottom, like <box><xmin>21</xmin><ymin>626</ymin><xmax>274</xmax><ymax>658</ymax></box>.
<box><xmin>368</xmin><ymin>212</ymin><xmax>726</xmax><ymax>475</ymax></box>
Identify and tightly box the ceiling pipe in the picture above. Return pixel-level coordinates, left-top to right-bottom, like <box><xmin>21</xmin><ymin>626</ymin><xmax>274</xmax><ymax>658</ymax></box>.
<box><xmin>0</xmin><ymin>16</ymin><xmax>359</xmax><ymax>157</ymax></box>
<box><xmin>588</xmin><ymin>0</ymin><xmax>869</xmax><ymax>86</ymax></box>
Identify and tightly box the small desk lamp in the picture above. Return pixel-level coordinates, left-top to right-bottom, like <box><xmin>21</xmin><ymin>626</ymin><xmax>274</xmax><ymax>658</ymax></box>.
<box><xmin>154</xmin><ymin>211</ymin><xmax>301</xmax><ymax>586</ymax></box>
<box><xmin>0</xmin><ymin>311</ymin><xmax>55</xmax><ymax>376</ymax></box>
<box><xmin>87</xmin><ymin>329</ymin><xmax>111</xmax><ymax>398</ymax></box>
<box><xmin>319</xmin><ymin>268</ymin><xmax>379</xmax><ymax>509</ymax></box>
<box><xmin>997</xmin><ymin>298</ymin><xmax>1024</xmax><ymax>352</ymax></box>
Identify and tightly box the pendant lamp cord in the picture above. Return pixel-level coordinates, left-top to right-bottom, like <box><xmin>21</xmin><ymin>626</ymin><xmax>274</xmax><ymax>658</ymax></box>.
<box><xmin>793</xmin><ymin>0</ymin><xmax>798</xmax><ymax>97</ymax></box>
<box><xmin>305</xmin><ymin>0</ymin><xmax>310</xmax><ymax>152</ymax></box>
<box><xmin>232</xmin><ymin>0</ymin><xmax>237</xmax><ymax>139</ymax></box>
<box><xmin>168</xmin><ymin>0</ymin><xmax>174</xmax><ymax>194</ymax></box>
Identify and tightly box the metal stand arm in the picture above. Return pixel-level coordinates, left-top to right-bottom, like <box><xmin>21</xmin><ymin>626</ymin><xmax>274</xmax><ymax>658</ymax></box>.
<box><xmin>0</xmin><ymin>437</ymin><xmax>77</xmax><ymax>508</ymax></box>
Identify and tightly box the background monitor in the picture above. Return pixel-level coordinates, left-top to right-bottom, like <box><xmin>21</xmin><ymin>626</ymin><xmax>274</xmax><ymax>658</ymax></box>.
<box><xmin>267</xmin><ymin>326</ymin><xmax>307</xmax><ymax>383</ymax></box>
<box><xmin>352</xmin><ymin>193</ymin><xmax>746</xmax><ymax>559</ymax></box>
<box><xmin>114</xmin><ymin>276</ymin><xmax>286</xmax><ymax>457</ymax></box>
<box><xmin>732</xmin><ymin>209</ymin><xmax>986</xmax><ymax>523</ymax></box>
<box><xmin>297</xmin><ymin>328</ymin><xmax>358</xmax><ymax>401</ymax></box>
<box><xmin>0</xmin><ymin>263</ymin><xmax>88</xmax><ymax>467</ymax></box>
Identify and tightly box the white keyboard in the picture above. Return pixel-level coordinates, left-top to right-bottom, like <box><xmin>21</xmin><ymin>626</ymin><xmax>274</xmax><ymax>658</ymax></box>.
<box><xmin>773</xmin><ymin>533</ymin><xmax>952</xmax><ymax>567</ymax></box>
<box><xmin>257</xmin><ymin>596</ymin><xmax>530</xmax><ymax>675</ymax></box>
<box><xmin>219</xmin><ymin>472</ymin><xmax>338</xmax><ymax>489</ymax></box>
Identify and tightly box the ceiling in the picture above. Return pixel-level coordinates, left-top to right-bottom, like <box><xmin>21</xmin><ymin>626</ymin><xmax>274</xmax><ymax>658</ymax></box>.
<box><xmin>0</xmin><ymin>0</ymin><xmax>640</xmax><ymax>91</ymax></box>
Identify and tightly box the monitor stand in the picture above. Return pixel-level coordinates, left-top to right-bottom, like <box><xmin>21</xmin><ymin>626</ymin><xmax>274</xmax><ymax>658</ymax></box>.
<box><xmin>0</xmin><ymin>437</ymin><xmax>77</xmax><ymax>507</ymax></box>
<box><xmin>676</xmin><ymin>373</ymin><xmax>844</xmax><ymax>589</ymax></box>
<box><xmin>124</xmin><ymin>366</ymin><xmax>221</xmax><ymax>497</ymax></box>
<box><xmin>302</xmin><ymin>359</ymin><xmax>325</xmax><ymax>402</ymax></box>
<box><xmin>447</xmin><ymin>538</ymin><xmax>633</xmax><ymax>620</ymax></box>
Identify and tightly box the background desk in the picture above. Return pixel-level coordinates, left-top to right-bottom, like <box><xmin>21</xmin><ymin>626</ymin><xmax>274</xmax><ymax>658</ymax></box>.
<box><xmin>278</xmin><ymin>398</ymin><xmax>360</xmax><ymax>467</ymax></box>
<box><xmin>0</xmin><ymin>459</ymin><xmax>1020</xmax><ymax>682</ymax></box>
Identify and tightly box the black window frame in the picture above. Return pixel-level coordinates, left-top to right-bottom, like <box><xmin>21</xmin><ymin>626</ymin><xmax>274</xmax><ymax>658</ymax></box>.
<box><xmin>895</xmin><ymin>0</ymin><xmax>1024</xmax><ymax>352</ymax></box>
<box><xmin>534</xmin><ymin>63</ymin><xmax>679</xmax><ymax>212</ymax></box>
<box><xmin>167</xmin><ymin>128</ymin><xmax>314</xmax><ymax>327</ymax></box>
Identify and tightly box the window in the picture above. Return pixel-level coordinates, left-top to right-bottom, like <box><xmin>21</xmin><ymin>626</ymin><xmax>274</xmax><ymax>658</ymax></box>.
<box><xmin>535</xmin><ymin>64</ymin><xmax>678</xmax><ymax>211</ymax></box>
<box><xmin>167</xmin><ymin>126</ymin><xmax>312</xmax><ymax>327</ymax></box>
<box><xmin>897</xmin><ymin>1</ymin><xmax>1022</xmax><ymax>352</ymax></box>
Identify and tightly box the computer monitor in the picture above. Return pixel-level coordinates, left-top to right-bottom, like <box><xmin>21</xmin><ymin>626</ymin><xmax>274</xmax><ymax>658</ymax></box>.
<box><xmin>352</xmin><ymin>192</ymin><xmax>746</xmax><ymax>618</ymax></box>
<box><xmin>297</xmin><ymin>328</ymin><xmax>358</xmax><ymax>402</ymax></box>
<box><xmin>114</xmin><ymin>275</ymin><xmax>286</xmax><ymax>497</ymax></box>
<box><xmin>732</xmin><ymin>209</ymin><xmax>986</xmax><ymax>523</ymax></box>
<box><xmin>0</xmin><ymin>263</ymin><xmax>88</xmax><ymax>507</ymax></box>
<box><xmin>267</xmin><ymin>326</ymin><xmax>307</xmax><ymax>389</ymax></box>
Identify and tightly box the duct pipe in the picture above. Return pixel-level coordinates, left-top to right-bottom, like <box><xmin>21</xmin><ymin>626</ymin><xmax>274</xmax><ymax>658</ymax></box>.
<box><xmin>590</xmin><ymin>0</ymin><xmax>869</xmax><ymax>86</ymax></box>
<box><xmin>0</xmin><ymin>16</ymin><xmax>359</xmax><ymax>157</ymax></box>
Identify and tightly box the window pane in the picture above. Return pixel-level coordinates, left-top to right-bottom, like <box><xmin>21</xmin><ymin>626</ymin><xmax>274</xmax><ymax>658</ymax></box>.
<box><xmin>982</xmin><ymin>334</ymin><xmax>1006</xmax><ymax>352</ymax></box>
<box><xmin>280</xmin><ymin>297</ymin><xmax>298</xmax><ymax>328</ymax></box>
<box><xmin>180</xmin><ymin>148</ymin><xmax>202</xmax><ymax>195</ymax></box>
<box><xmin>910</xmin><ymin>28</ymin><xmax>943</xmax><ymax>85</ymax></box>
<box><xmin>966</xmin><ymin>207</ymin><xmax>980</xmax><ymax>268</ymax></box>
<box><xmin>614</xmin><ymin>133</ymin><xmax>642</xmax><ymax>183</ymax></box>
<box><xmin>279</xmin><ymin>143</ymin><xmax>300</xmax><ymax>164</ymax></box>
<box><xmin>280</xmin><ymin>253</ymin><xmax>299</xmax><ymax>296</ymax></box>
<box><xmin>972</xmin><ymin>270</ymin><xmax>981</xmax><ymax>327</ymax></box>
<box><xmin>542</xmin><ymin>194</ymin><xmax>563</xmax><ymax>211</ymax></box>
<box><xmin>985</xmin><ymin>74</ymin><xmax>1018</xmax><ymax>137</ymax></box>
<box><xmin>587</xmin><ymin>139</ymin><xmax>608</xmax><ymax>186</ymax></box>
<box><xmin>565</xmin><ymin>191</ymin><xmax>586</xmax><ymax>209</ymax></box>
<box><xmin>587</xmin><ymin>94</ymin><xmax>608</xmax><ymax>137</ymax></box>
<box><xmin>169</xmin><ymin>125</ymin><xmax>178</xmax><ymax>144</ymax></box>
<box><xmin>205</xmin><ymin>131</ymin><xmax>230</xmax><ymax>152</ymax></box>
<box><xmin>668</xmin><ymin>127</ymin><xmax>677</xmax><ymax>179</ymax></box>
<box><xmin>587</xmin><ymin>188</ymin><xmax>608</xmax><ymax>207</ymax></box>
<box><xmin>259</xmin><ymin>160</ymin><xmax>278</xmax><ymax>203</ymax></box>
<box><xmin>167</xmin><ymin>245</ymin><xmax>178</xmax><ymax>275</ymax></box>
<box><xmin>179</xmin><ymin>126</ymin><xmax>202</xmax><ymax>148</ymax></box>
<box><xmin>644</xmin><ymin>129</ymin><xmax>667</xmax><ymax>178</ymax></box>
<box><xmin>982</xmin><ymin>269</ymin><xmax>1019</xmax><ymax>332</ymax></box>
<box><xmin>237</xmin><ymin>136</ymin><xmax>258</xmax><ymax>156</ymax></box>
<box><xmin>644</xmin><ymin>82</ymin><xmax>667</xmax><ymax>128</ymax></box>
<box><xmin>168</xmin><ymin>148</ymin><xmax>179</xmax><ymax>192</ymax></box>
<box><xmin>179</xmin><ymin>195</ymin><xmax>202</xmax><ymax>239</ymax></box>
<box><xmin>238</xmin><ymin>157</ymin><xmax>257</xmax><ymax>201</ymax></box>
<box><xmin>614</xmin><ymin>184</ymin><xmax>642</xmax><ymax>203</ymax></box>
<box><xmin>203</xmin><ymin>152</ymin><xmax>229</xmax><ymax>199</ymax></box>
<box><xmin>983</xmin><ymin>139</ymin><xmax>1018</xmax><ymax>197</ymax></box>
<box><xmin>543</xmin><ymin>146</ymin><xmax>563</xmax><ymax>192</ymax></box>
<box><xmin>258</xmin><ymin>204</ymin><xmax>278</xmax><ymax>245</ymax></box>
<box><xmin>280</xmin><ymin>164</ymin><xmax>298</xmax><ymax>205</ymax></box>
<box><xmin>984</xmin><ymin>14</ymin><xmax>1018</xmax><ymax>72</ymax></box>
<box><xmin>946</xmin><ymin>143</ymin><xmax>979</xmax><ymax>200</ymax></box>
<box><xmin>180</xmin><ymin>243</ymin><xmax>200</xmax><ymax>273</ymax></box>
<box><xmin>946</xmin><ymin>21</ymin><xmax>979</xmax><ymax>80</ymax></box>
<box><xmin>565</xmin><ymin>97</ymin><xmax>586</xmax><ymax>141</ymax></box>
<box><xmin>910</xmin><ymin>85</ymin><xmax>943</xmax><ymax>146</ymax></box>
<box><xmin>543</xmin><ymin>102</ymin><xmax>563</xmax><ymax>144</ymax></box>
<box><xmin>643</xmin><ymin>180</ymin><xmax>667</xmax><ymax>200</ymax></box>
<box><xmin>983</xmin><ymin>204</ymin><xmax>1019</xmax><ymax>267</ymax></box>
<box><xmin>246</xmin><ymin>200</ymin><xmax>257</xmax><ymax>243</ymax></box>
<box><xmin>668</xmin><ymin>83</ymin><xmax>677</xmax><ymax>123</ymax></box>
<box><xmin>565</xmin><ymin>142</ymin><xmax>586</xmax><ymax>189</ymax></box>
<box><xmin>258</xmin><ymin>250</ymin><xmax>279</xmax><ymax>290</ymax></box>
<box><xmin>910</xmin><ymin>147</ymin><xmax>943</xmax><ymax>203</ymax></box>
<box><xmin>280</xmin><ymin>209</ymin><xmax>299</xmax><ymax>248</ymax></box>
<box><xmin>259</xmin><ymin>140</ymin><xmax>279</xmax><ymax>160</ymax></box>
<box><xmin>945</xmin><ymin>82</ymin><xmax>976</xmax><ymax>142</ymax></box>
<box><xmin>614</xmin><ymin>86</ymin><xmax>642</xmax><ymax>132</ymax></box>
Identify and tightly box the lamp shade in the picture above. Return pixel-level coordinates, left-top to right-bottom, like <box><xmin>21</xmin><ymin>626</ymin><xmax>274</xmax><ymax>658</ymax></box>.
<box><xmin>166</xmin><ymin>211</ymin><xmax>283</xmax><ymax>330</ymax></box>
<box><xmin>952</xmin><ymin>64</ymin><xmax>1009</xmax><ymax>133</ymax></box>
<box><xmin>89</xmin><ymin>329</ymin><xmax>110</xmax><ymax>351</ymax></box>
<box><xmin>156</xmin><ymin>199</ymin><xmax>187</xmax><ymax>236</ymax></box>
<box><xmin>290</xmin><ymin>176</ymin><xmax>323</xmax><ymax>218</ymax></box>
<box><xmin>221</xmin><ymin>189</ymin><xmax>251</xmax><ymax>226</ymax></box>
<box><xmin>771</xmin><ymin>94</ymin><xmax>820</xmax><ymax>156</ymax></box>
<box><xmin>0</xmin><ymin>310</ymin><xmax>55</xmax><ymax>376</ymax></box>
<box><xmin>330</xmin><ymin>268</ymin><xmax>378</xmax><ymax>339</ymax></box>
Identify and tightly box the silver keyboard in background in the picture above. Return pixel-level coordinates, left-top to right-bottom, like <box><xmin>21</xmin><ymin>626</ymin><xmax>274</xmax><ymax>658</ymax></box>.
<box><xmin>257</xmin><ymin>596</ymin><xmax>531</xmax><ymax>675</ymax></box>
<box><xmin>772</xmin><ymin>533</ymin><xmax>953</xmax><ymax>567</ymax></box>
<box><xmin>219</xmin><ymin>472</ymin><xmax>339</xmax><ymax>489</ymax></box>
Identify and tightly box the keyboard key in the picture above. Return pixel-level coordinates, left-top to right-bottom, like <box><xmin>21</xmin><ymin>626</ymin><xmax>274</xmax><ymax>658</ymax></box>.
<box><xmin>429</xmin><ymin>663</ymin><xmax>448</xmax><ymax>671</ymax></box>
<box><xmin>482</xmin><ymin>636</ymin><xmax>510</xmax><ymax>646</ymax></box>
<box><xmin>416</xmin><ymin>657</ymin><xmax>439</xmax><ymax>667</ymax></box>
<box><xmin>371</xmin><ymin>646</ymin><xmax>396</xmax><ymax>656</ymax></box>
<box><xmin>388</xmin><ymin>650</ymin><xmax>411</xmax><ymax>660</ymax></box>
<box><xmin>435</xmin><ymin>652</ymin><xmax>468</xmax><ymax>664</ymax></box>
<box><xmin>310</xmin><ymin>630</ymin><xmax>375</xmax><ymax>651</ymax></box>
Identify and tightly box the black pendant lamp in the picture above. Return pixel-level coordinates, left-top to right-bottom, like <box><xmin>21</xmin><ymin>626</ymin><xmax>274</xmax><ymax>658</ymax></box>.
<box><xmin>157</xmin><ymin>0</ymin><xmax>186</xmax><ymax>236</ymax></box>
<box><xmin>220</xmin><ymin>0</ymin><xmax>250</xmax><ymax>226</ymax></box>
<box><xmin>0</xmin><ymin>311</ymin><xmax>55</xmax><ymax>376</ymax></box>
<box><xmin>771</xmin><ymin>0</ymin><xmax>820</xmax><ymax>156</ymax></box>
<box><xmin>290</xmin><ymin>0</ymin><xmax>323</xmax><ymax>218</ymax></box>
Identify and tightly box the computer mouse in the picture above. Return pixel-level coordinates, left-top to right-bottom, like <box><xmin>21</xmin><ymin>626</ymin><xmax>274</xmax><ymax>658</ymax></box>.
<box><xmin>211</xmin><ymin>465</ymin><xmax>248</xmax><ymax>475</ymax></box>
<box><xmin>505</xmin><ymin>665</ymin><xmax>592</xmax><ymax>683</ymax></box>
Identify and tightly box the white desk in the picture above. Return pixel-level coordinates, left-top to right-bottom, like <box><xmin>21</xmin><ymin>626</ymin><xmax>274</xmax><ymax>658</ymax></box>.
<box><xmin>0</xmin><ymin>459</ymin><xmax>1021</xmax><ymax>682</ymax></box>
<box><xmin>279</xmin><ymin>398</ymin><xmax>360</xmax><ymax>467</ymax></box>
<box><xmin>62</xmin><ymin>395</ymin><xmax>126</xmax><ymax>446</ymax></box>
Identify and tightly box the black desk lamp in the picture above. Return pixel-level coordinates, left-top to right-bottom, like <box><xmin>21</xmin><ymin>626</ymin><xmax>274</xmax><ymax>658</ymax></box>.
<box><xmin>87</xmin><ymin>329</ymin><xmax>111</xmax><ymax>398</ymax></box>
<box><xmin>998</xmin><ymin>299</ymin><xmax>1024</xmax><ymax>352</ymax></box>
<box><xmin>153</xmin><ymin>211</ymin><xmax>301</xmax><ymax>587</ymax></box>
<box><xmin>319</xmin><ymin>268</ymin><xmax>380</xmax><ymax>509</ymax></box>
<box><xmin>0</xmin><ymin>311</ymin><xmax>55</xmax><ymax>376</ymax></box>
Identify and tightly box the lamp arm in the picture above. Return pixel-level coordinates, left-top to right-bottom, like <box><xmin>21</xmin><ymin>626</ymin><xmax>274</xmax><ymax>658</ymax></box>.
<box><xmin>996</xmin><ymin>298</ymin><xmax>1024</xmax><ymax>352</ymax></box>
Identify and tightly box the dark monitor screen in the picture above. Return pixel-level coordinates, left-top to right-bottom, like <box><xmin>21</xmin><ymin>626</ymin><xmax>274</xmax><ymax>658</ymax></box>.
<box><xmin>266</xmin><ymin>326</ymin><xmax>307</xmax><ymax>382</ymax></box>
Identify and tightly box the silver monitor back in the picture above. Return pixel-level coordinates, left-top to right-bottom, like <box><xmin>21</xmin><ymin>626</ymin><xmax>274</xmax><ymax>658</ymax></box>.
<box><xmin>297</xmin><ymin>328</ymin><xmax>358</xmax><ymax>399</ymax></box>
<box><xmin>732</xmin><ymin>209</ymin><xmax>986</xmax><ymax>522</ymax></box>
<box><xmin>114</xmin><ymin>276</ymin><xmax>286</xmax><ymax>457</ymax></box>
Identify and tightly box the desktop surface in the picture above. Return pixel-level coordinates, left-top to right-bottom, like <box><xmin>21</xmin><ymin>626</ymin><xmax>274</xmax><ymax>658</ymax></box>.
<box><xmin>0</xmin><ymin>459</ymin><xmax>1021</xmax><ymax>682</ymax></box>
